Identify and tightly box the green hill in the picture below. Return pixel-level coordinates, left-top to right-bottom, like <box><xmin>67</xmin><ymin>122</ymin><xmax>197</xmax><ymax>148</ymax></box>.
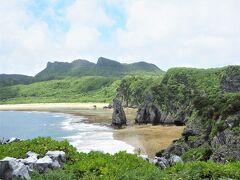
<box><xmin>0</xmin><ymin>56</ymin><xmax>163</xmax><ymax>104</ymax></box>
<box><xmin>0</xmin><ymin>74</ymin><xmax>33</xmax><ymax>87</ymax></box>
<box><xmin>35</xmin><ymin>57</ymin><xmax>163</xmax><ymax>81</ymax></box>
<box><xmin>0</xmin><ymin>76</ymin><xmax>120</xmax><ymax>104</ymax></box>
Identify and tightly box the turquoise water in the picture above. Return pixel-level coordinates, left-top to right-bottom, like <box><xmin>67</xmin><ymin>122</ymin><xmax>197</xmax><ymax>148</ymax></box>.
<box><xmin>0</xmin><ymin>111</ymin><xmax>135</xmax><ymax>154</ymax></box>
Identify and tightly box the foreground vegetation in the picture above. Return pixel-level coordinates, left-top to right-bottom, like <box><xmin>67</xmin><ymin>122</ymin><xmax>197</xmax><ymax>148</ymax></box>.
<box><xmin>1</xmin><ymin>137</ymin><xmax>240</xmax><ymax>179</ymax></box>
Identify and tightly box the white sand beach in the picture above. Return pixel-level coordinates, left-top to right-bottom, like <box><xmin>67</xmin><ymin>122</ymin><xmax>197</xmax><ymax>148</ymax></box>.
<box><xmin>0</xmin><ymin>103</ymin><xmax>109</xmax><ymax>111</ymax></box>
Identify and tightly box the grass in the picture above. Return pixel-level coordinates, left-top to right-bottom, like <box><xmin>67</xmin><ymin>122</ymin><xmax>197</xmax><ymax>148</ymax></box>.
<box><xmin>0</xmin><ymin>76</ymin><xmax>120</xmax><ymax>104</ymax></box>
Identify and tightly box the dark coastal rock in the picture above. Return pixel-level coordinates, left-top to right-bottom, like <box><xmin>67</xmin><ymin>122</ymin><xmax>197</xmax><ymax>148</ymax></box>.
<box><xmin>160</xmin><ymin>144</ymin><xmax>188</xmax><ymax>159</ymax></box>
<box><xmin>103</xmin><ymin>104</ymin><xmax>112</xmax><ymax>109</ymax></box>
<box><xmin>135</xmin><ymin>97</ymin><xmax>161</xmax><ymax>125</ymax></box>
<box><xmin>112</xmin><ymin>99</ymin><xmax>127</xmax><ymax>128</ymax></box>
<box><xmin>210</xmin><ymin>129</ymin><xmax>240</xmax><ymax>162</ymax></box>
<box><xmin>159</xmin><ymin>111</ymin><xmax>187</xmax><ymax>125</ymax></box>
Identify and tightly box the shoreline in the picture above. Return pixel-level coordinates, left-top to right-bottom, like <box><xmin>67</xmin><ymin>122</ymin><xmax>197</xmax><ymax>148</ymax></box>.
<box><xmin>0</xmin><ymin>103</ymin><xmax>184</xmax><ymax>158</ymax></box>
<box><xmin>0</xmin><ymin>103</ymin><xmax>109</xmax><ymax>111</ymax></box>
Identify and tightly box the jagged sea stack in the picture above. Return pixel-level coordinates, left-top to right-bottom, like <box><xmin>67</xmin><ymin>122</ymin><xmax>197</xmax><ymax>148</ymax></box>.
<box><xmin>135</xmin><ymin>96</ymin><xmax>161</xmax><ymax>125</ymax></box>
<box><xmin>112</xmin><ymin>99</ymin><xmax>127</xmax><ymax>128</ymax></box>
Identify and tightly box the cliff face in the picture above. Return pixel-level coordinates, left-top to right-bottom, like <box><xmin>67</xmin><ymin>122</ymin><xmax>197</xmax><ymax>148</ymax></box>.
<box><xmin>153</xmin><ymin>66</ymin><xmax>240</xmax><ymax>162</ymax></box>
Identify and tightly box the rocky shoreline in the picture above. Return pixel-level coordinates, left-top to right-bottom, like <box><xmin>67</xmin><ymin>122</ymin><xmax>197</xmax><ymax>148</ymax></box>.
<box><xmin>0</xmin><ymin>138</ymin><xmax>66</xmax><ymax>179</ymax></box>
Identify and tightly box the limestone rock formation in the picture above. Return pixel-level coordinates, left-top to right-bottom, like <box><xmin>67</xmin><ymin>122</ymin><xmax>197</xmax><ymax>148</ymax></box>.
<box><xmin>221</xmin><ymin>66</ymin><xmax>240</xmax><ymax>92</ymax></box>
<box><xmin>152</xmin><ymin>155</ymin><xmax>183</xmax><ymax>169</ymax></box>
<box><xmin>112</xmin><ymin>98</ymin><xmax>127</xmax><ymax>128</ymax></box>
<box><xmin>0</xmin><ymin>150</ymin><xmax>66</xmax><ymax>179</ymax></box>
<box><xmin>0</xmin><ymin>157</ymin><xmax>30</xmax><ymax>180</ymax></box>
<box><xmin>135</xmin><ymin>96</ymin><xmax>161</xmax><ymax>125</ymax></box>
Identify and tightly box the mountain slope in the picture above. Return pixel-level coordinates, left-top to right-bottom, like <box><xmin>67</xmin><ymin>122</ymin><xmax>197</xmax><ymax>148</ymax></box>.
<box><xmin>0</xmin><ymin>74</ymin><xmax>33</xmax><ymax>86</ymax></box>
<box><xmin>35</xmin><ymin>57</ymin><xmax>163</xmax><ymax>81</ymax></box>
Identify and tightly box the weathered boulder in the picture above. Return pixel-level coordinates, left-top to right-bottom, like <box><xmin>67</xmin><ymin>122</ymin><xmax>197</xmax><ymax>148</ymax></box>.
<box><xmin>35</xmin><ymin>156</ymin><xmax>53</xmax><ymax>173</ymax></box>
<box><xmin>153</xmin><ymin>157</ymin><xmax>169</xmax><ymax>169</ymax></box>
<box><xmin>0</xmin><ymin>157</ymin><xmax>30</xmax><ymax>180</ymax></box>
<box><xmin>0</xmin><ymin>150</ymin><xmax>65</xmax><ymax>179</ymax></box>
<box><xmin>18</xmin><ymin>152</ymin><xmax>38</xmax><ymax>172</ymax></box>
<box><xmin>158</xmin><ymin>144</ymin><xmax>187</xmax><ymax>159</ymax></box>
<box><xmin>158</xmin><ymin>161</ymin><xmax>167</xmax><ymax>169</ymax></box>
<box><xmin>51</xmin><ymin>160</ymin><xmax>61</xmax><ymax>169</ymax></box>
<box><xmin>168</xmin><ymin>155</ymin><xmax>183</xmax><ymax>165</ymax></box>
<box><xmin>21</xmin><ymin>156</ymin><xmax>38</xmax><ymax>167</ymax></box>
<box><xmin>26</xmin><ymin>151</ymin><xmax>39</xmax><ymax>159</ymax></box>
<box><xmin>46</xmin><ymin>151</ymin><xmax>66</xmax><ymax>163</ymax></box>
<box><xmin>135</xmin><ymin>97</ymin><xmax>161</xmax><ymax>125</ymax></box>
<box><xmin>112</xmin><ymin>98</ymin><xmax>127</xmax><ymax>128</ymax></box>
<box><xmin>152</xmin><ymin>155</ymin><xmax>182</xmax><ymax>169</ymax></box>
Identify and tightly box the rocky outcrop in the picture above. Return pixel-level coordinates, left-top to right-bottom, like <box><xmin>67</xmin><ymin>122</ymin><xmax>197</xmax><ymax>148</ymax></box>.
<box><xmin>46</xmin><ymin>151</ymin><xmax>66</xmax><ymax>163</ymax></box>
<box><xmin>153</xmin><ymin>155</ymin><xmax>183</xmax><ymax>169</ymax></box>
<box><xmin>0</xmin><ymin>150</ymin><xmax>66</xmax><ymax>179</ymax></box>
<box><xmin>157</xmin><ymin>111</ymin><xmax>240</xmax><ymax>163</ymax></box>
<box><xmin>135</xmin><ymin>96</ymin><xmax>161</xmax><ymax>125</ymax></box>
<box><xmin>135</xmin><ymin>95</ymin><xmax>187</xmax><ymax>125</ymax></box>
<box><xmin>112</xmin><ymin>99</ymin><xmax>127</xmax><ymax>128</ymax></box>
<box><xmin>159</xmin><ymin>112</ymin><xmax>186</xmax><ymax>125</ymax></box>
<box><xmin>0</xmin><ymin>157</ymin><xmax>30</xmax><ymax>180</ymax></box>
<box><xmin>221</xmin><ymin>66</ymin><xmax>240</xmax><ymax>92</ymax></box>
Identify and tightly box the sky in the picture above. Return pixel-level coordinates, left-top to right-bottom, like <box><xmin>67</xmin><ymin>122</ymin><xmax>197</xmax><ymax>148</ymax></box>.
<box><xmin>0</xmin><ymin>0</ymin><xmax>240</xmax><ymax>76</ymax></box>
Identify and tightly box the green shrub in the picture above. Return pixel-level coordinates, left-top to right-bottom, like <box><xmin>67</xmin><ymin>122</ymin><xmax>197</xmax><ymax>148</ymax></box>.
<box><xmin>165</xmin><ymin>161</ymin><xmax>240</xmax><ymax>179</ymax></box>
<box><xmin>30</xmin><ymin>170</ymin><xmax>77</xmax><ymax>180</ymax></box>
<box><xmin>0</xmin><ymin>137</ymin><xmax>77</xmax><ymax>160</ymax></box>
<box><xmin>182</xmin><ymin>147</ymin><xmax>213</xmax><ymax>161</ymax></box>
<box><xmin>1</xmin><ymin>138</ymin><xmax>240</xmax><ymax>179</ymax></box>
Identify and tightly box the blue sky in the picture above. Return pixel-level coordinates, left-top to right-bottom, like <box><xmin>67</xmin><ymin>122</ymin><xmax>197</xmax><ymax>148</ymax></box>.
<box><xmin>0</xmin><ymin>0</ymin><xmax>240</xmax><ymax>75</ymax></box>
<box><xmin>27</xmin><ymin>0</ymin><xmax>126</xmax><ymax>41</ymax></box>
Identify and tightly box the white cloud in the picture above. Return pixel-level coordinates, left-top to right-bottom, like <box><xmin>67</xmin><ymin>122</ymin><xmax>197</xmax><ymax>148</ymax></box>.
<box><xmin>0</xmin><ymin>0</ymin><xmax>114</xmax><ymax>75</ymax></box>
<box><xmin>0</xmin><ymin>0</ymin><xmax>239</xmax><ymax>75</ymax></box>
<box><xmin>112</xmin><ymin>0</ymin><xmax>240</xmax><ymax>69</ymax></box>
